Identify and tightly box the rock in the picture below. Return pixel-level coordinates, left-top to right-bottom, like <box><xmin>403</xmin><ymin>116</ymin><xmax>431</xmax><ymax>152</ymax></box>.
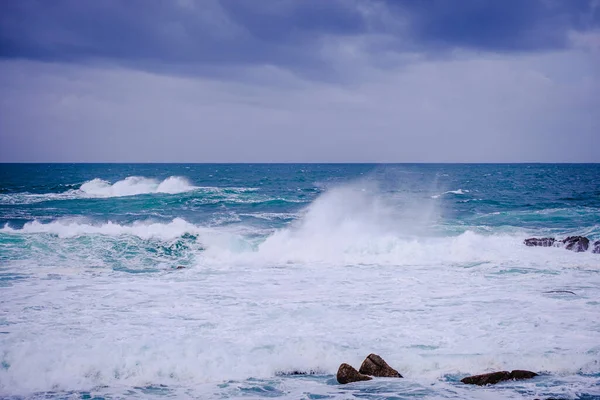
<box><xmin>593</xmin><ymin>240</ymin><xmax>600</xmax><ymax>254</ymax></box>
<box><xmin>562</xmin><ymin>236</ymin><xmax>589</xmax><ymax>252</ymax></box>
<box><xmin>543</xmin><ymin>290</ymin><xmax>576</xmax><ymax>295</ymax></box>
<box><xmin>461</xmin><ymin>370</ymin><xmax>538</xmax><ymax>386</ymax></box>
<box><xmin>175</xmin><ymin>265</ymin><xmax>186</xmax><ymax>269</ymax></box>
<box><xmin>524</xmin><ymin>237</ymin><xmax>556</xmax><ymax>247</ymax></box>
<box><xmin>461</xmin><ymin>371</ymin><xmax>511</xmax><ymax>385</ymax></box>
<box><xmin>336</xmin><ymin>363</ymin><xmax>372</xmax><ymax>384</ymax></box>
<box><xmin>358</xmin><ymin>354</ymin><xmax>403</xmax><ymax>378</ymax></box>
<box><xmin>276</xmin><ymin>369</ymin><xmax>321</xmax><ymax>376</ymax></box>
<box><xmin>509</xmin><ymin>370</ymin><xmax>538</xmax><ymax>380</ymax></box>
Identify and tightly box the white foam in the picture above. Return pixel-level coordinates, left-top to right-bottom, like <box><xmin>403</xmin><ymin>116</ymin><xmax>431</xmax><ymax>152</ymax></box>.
<box><xmin>1</xmin><ymin>246</ymin><xmax>598</xmax><ymax>396</ymax></box>
<box><xmin>1</xmin><ymin>184</ymin><xmax>599</xmax><ymax>398</ymax></box>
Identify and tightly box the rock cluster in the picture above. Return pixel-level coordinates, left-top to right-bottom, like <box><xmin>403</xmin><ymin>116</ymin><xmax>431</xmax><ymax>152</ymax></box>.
<box><xmin>336</xmin><ymin>354</ymin><xmax>402</xmax><ymax>384</ymax></box>
<box><xmin>336</xmin><ymin>354</ymin><xmax>538</xmax><ymax>388</ymax></box>
<box><xmin>525</xmin><ymin>236</ymin><xmax>599</xmax><ymax>253</ymax></box>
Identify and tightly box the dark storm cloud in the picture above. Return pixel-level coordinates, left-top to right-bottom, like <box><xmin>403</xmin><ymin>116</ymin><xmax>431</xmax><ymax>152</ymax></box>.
<box><xmin>1</xmin><ymin>0</ymin><xmax>598</xmax><ymax>76</ymax></box>
<box><xmin>398</xmin><ymin>0</ymin><xmax>599</xmax><ymax>52</ymax></box>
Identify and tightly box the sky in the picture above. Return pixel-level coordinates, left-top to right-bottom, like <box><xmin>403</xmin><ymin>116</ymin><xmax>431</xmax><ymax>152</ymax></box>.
<box><xmin>0</xmin><ymin>0</ymin><xmax>599</xmax><ymax>163</ymax></box>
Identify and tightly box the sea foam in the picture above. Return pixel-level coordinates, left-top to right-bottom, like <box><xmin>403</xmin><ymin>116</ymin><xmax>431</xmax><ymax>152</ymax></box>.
<box><xmin>1</xmin><ymin>179</ymin><xmax>599</xmax><ymax>399</ymax></box>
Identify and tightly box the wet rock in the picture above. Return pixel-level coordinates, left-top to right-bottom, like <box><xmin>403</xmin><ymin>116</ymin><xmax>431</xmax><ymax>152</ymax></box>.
<box><xmin>509</xmin><ymin>370</ymin><xmax>538</xmax><ymax>380</ymax></box>
<box><xmin>461</xmin><ymin>371</ymin><xmax>511</xmax><ymax>385</ymax></box>
<box><xmin>543</xmin><ymin>290</ymin><xmax>576</xmax><ymax>295</ymax></box>
<box><xmin>336</xmin><ymin>363</ymin><xmax>372</xmax><ymax>384</ymax></box>
<box><xmin>461</xmin><ymin>370</ymin><xmax>538</xmax><ymax>386</ymax></box>
<box><xmin>593</xmin><ymin>240</ymin><xmax>600</xmax><ymax>254</ymax></box>
<box><xmin>276</xmin><ymin>369</ymin><xmax>321</xmax><ymax>376</ymax></box>
<box><xmin>524</xmin><ymin>237</ymin><xmax>556</xmax><ymax>247</ymax></box>
<box><xmin>533</xmin><ymin>398</ymin><xmax>568</xmax><ymax>400</ymax></box>
<box><xmin>175</xmin><ymin>265</ymin><xmax>186</xmax><ymax>269</ymax></box>
<box><xmin>562</xmin><ymin>236</ymin><xmax>589</xmax><ymax>252</ymax></box>
<box><xmin>358</xmin><ymin>354</ymin><xmax>403</xmax><ymax>378</ymax></box>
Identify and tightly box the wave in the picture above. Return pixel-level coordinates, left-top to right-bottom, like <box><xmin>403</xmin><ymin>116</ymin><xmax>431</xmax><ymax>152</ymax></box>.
<box><xmin>3</xmin><ymin>184</ymin><xmax>598</xmax><ymax>269</ymax></box>
<box><xmin>431</xmin><ymin>189</ymin><xmax>470</xmax><ymax>199</ymax></box>
<box><xmin>1</xmin><ymin>217</ymin><xmax>208</xmax><ymax>240</ymax></box>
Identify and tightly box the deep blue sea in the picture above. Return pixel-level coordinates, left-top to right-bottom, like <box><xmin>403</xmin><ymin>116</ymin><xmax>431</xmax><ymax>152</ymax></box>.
<box><xmin>1</xmin><ymin>164</ymin><xmax>599</xmax><ymax>400</ymax></box>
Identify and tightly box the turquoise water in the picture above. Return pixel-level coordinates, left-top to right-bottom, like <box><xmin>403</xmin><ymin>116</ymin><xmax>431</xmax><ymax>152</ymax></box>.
<box><xmin>0</xmin><ymin>164</ymin><xmax>599</xmax><ymax>399</ymax></box>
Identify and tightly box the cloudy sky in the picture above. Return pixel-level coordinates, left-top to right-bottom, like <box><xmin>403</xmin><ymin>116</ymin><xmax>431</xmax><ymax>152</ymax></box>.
<box><xmin>0</xmin><ymin>0</ymin><xmax>599</xmax><ymax>162</ymax></box>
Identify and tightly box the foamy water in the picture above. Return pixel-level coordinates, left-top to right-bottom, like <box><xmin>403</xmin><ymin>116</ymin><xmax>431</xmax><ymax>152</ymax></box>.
<box><xmin>1</xmin><ymin>164</ymin><xmax>599</xmax><ymax>399</ymax></box>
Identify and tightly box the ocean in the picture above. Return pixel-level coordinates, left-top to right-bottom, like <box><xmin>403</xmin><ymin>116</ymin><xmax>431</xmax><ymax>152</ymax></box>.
<box><xmin>0</xmin><ymin>163</ymin><xmax>599</xmax><ymax>400</ymax></box>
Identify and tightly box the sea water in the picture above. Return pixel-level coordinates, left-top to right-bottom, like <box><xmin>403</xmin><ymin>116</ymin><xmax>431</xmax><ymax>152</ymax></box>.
<box><xmin>0</xmin><ymin>164</ymin><xmax>599</xmax><ymax>400</ymax></box>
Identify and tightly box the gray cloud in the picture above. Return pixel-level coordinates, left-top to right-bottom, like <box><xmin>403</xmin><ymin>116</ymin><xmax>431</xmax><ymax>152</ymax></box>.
<box><xmin>0</xmin><ymin>1</ymin><xmax>599</xmax><ymax>162</ymax></box>
<box><xmin>1</xmin><ymin>41</ymin><xmax>598</xmax><ymax>162</ymax></box>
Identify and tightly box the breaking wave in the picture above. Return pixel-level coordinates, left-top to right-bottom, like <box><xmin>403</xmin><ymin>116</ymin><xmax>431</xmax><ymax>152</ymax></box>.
<box><xmin>79</xmin><ymin>176</ymin><xmax>196</xmax><ymax>197</ymax></box>
<box><xmin>2</xmin><ymin>184</ymin><xmax>597</xmax><ymax>269</ymax></box>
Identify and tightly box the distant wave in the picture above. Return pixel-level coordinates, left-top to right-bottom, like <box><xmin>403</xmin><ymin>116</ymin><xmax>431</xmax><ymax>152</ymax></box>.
<box><xmin>79</xmin><ymin>176</ymin><xmax>196</xmax><ymax>197</ymax></box>
<box><xmin>431</xmin><ymin>189</ymin><xmax>470</xmax><ymax>199</ymax></box>
<box><xmin>0</xmin><ymin>177</ymin><xmax>264</xmax><ymax>204</ymax></box>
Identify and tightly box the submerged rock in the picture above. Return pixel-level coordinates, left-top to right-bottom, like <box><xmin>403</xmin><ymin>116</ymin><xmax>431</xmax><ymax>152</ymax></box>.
<box><xmin>336</xmin><ymin>363</ymin><xmax>372</xmax><ymax>384</ymax></box>
<box><xmin>461</xmin><ymin>370</ymin><xmax>538</xmax><ymax>386</ymax></box>
<box><xmin>524</xmin><ymin>237</ymin><xmax>556</xmax><ymax>247</ymax></box>
<box><xmin>461</xmin><ymin>371</ymin><xmax>511</xmax><ymax>385</ymax></box>
<box><xmin>509</xmin><ymin>370</ymin><xmax>538</xmax><ymax>380</ymax></box>
<box><xmin>593</xmin><ymin>240</ymin><xmax>600</xmax><ymax>254</ymax></box>
<box><xmin>175</xmin><ymin>265</ymin><xmax>186</xmax><ymax>269</ymax></box>
<box><xmin>276</xmin><ymin>369</ymin><xmax>322</xmax><ymax>376</ymax></box>
<box><xmin>543</xmin><ymin>290</ymin><xmax>576</xmax><ymax>295</ymax></box>
<box><xmin>358</xmin><ymin>354</ymin><xmax>403</xmax><ymax>378</ymax></box>
<box><xmin>562</xmin><ymin>236</ymin><xmax>589</xmax><ymax>252</ymax></box>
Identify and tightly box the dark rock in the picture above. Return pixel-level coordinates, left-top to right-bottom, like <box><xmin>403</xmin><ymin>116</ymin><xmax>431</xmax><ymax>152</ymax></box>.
<box><xmin>543</xmin><ymin>290</ymin><xmax>576</xmax><ymax>295</ymax></box>
<box><xmin>175</xmin><ymin>265</ymin><xmax>186</xmax><ymax>269</ymax></box>
<box><xmin>533</xmin><ymin>398</ymin><xmax>568</xmax><ymax>400</ymax></box>
<box><xmin>562</xmin><ymin>236</ymin><xmax>589</xmax><ymax>252</ymax></box>
<box><xmin>524</xmin><ymin>237</ymin><xmax>556</xmax><ymax>247</ymax></box>
<box><xmin>461</xmin><ymin>371</ymin><xmax>511</xmax><ymax>385</ymax></box>
<box><xmin>276</xmin><ymin>369</ymin><xmax>321</xmax><ymax>376</ymax></box>
<box><xmin>593</xmin><ymin>240</ymin><xmax>600</xmax><ymax>254</ymax></box>
<box><xmin>336</xmin><ymin>363</ymin><xmax>372</xmax><ymax>384</ymax></box>
<box><xmin>509</xmin><ymin>370</ymin><xmax>538</xmax><ymax>380</ymax></box>
<box><xmin>358</xmin><ymin>354</ymin><xmax>403</xmax><ymax>378</ymax></box>
<box><xmin>461</xmin><ymin>370</ymin><xmax>538</xmax><ymax>386</ymax></box>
